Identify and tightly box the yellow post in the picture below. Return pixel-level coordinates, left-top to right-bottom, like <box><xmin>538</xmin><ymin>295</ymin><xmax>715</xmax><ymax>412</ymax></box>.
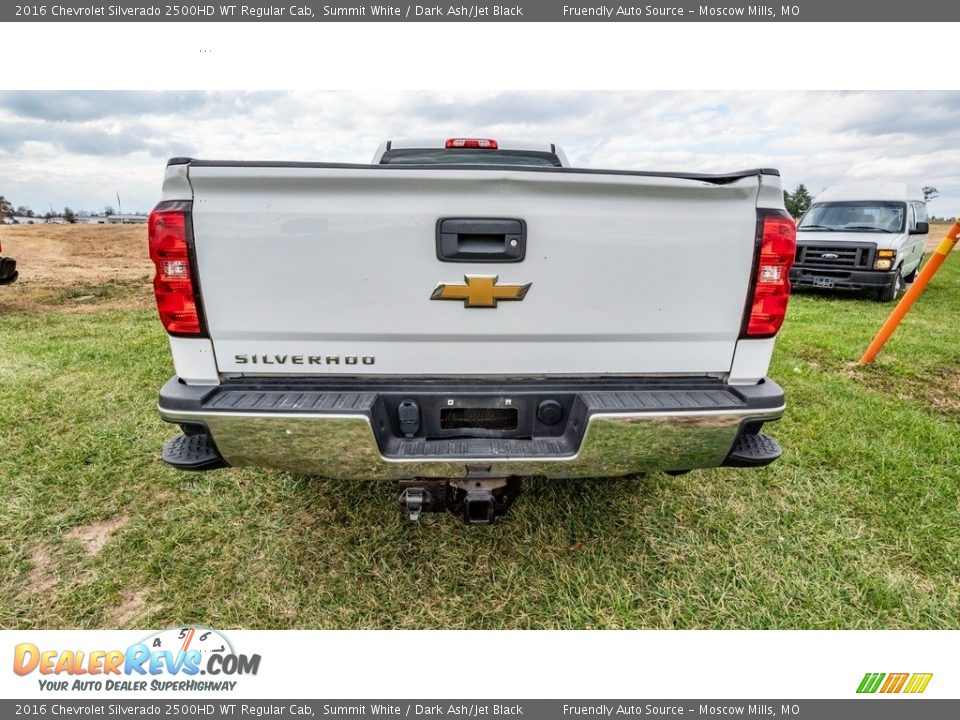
<box><xmin>859</xmin><ymin>221</ymin><xmax>960</xmax><ymax>365</ymax></box>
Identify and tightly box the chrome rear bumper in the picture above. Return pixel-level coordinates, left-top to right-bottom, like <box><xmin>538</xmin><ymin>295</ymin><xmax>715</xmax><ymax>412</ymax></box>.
<box><xmin>158</xmin><ymin>376</ymin><xmax>785</xmax><ymax>480</ymax></box>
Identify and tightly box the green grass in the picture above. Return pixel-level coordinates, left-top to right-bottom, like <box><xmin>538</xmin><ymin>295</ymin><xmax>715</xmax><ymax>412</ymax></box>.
<box><xmin>1</xmin><ymin>259</ymin><xmax>959</xmax><ymax>629</ymax></box>
<box><xmin>52</xmin><ymin>279</ymin><xmax>147</xmax><ymax>305</ymax></box>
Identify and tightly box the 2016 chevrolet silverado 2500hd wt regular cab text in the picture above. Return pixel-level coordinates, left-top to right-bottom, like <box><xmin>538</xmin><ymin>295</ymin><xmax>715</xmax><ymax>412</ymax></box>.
<box><xmin>151</xmin><ymin>138</ymin><xmax>796</xmax><ymax>523</ymax></box>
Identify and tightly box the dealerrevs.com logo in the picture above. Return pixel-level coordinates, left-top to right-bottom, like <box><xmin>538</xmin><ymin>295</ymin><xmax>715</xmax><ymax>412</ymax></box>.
<box><xmin>13</xmin><ymin>627</ymin><xmax>261</xmax><ymax>693</ymax></box>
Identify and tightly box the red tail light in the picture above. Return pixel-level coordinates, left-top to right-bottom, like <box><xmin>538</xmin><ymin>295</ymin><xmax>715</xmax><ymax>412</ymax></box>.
<box><xmin>148</xmin><ymin>202</ymin><xmax>203</xmax><ymax>336</ymax></box>
<box><xmin>744</xmin><ymin>210</ymin><xmax>796</xmax><ymax>337</ymax></box>
<box><xmin>445</xmin><ymin>138</ymin><xmax>498</xmax><ymax>149</ymax></box>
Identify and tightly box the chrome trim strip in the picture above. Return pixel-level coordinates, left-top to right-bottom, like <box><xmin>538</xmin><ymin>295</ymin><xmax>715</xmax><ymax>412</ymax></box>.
<box><xmin>159</xmin><ymin>404</ymin><xmax>785</xmax><ymax>480</ymax></box>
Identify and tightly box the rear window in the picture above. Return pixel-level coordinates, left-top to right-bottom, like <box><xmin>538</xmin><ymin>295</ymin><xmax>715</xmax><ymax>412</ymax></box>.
<box><xmin>379</xmin><ymin>149</ymin><xmax>562</xmax><ymax>166</ymax></box>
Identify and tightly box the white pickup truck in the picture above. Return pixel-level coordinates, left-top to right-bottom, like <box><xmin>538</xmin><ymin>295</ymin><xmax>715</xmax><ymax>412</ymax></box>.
<box><xmin>150</xmin><ymin>139</ymin><xmax>796</xmax><ymax>523</ymax></box>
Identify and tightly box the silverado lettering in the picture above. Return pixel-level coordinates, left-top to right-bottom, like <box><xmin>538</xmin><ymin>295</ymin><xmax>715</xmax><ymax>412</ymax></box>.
<box><xmin>234</xmin><ymin>354</ymin><xmax>375</xmax><ymax>366</ymax></box>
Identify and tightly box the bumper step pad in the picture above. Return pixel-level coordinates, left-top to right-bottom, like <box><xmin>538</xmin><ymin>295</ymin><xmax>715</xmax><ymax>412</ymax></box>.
<box><xmin>162</xmin><ymin>433</ymin><xmax>228</xmax><ymax>471</ymax></box>
<box><xmin>724</xmin><ymin>432</ymin><xmax>782</xmax><ymax>468</ymax></box>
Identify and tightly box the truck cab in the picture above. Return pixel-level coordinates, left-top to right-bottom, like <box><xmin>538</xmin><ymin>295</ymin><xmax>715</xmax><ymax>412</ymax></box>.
<box><xmin>792</xmin><ymin>182</ymin><xmax>928</xmax><ymax>302</ymax></box>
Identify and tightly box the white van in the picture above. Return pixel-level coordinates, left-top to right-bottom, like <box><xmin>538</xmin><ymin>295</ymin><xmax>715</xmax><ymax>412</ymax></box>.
<box><xmin>792</xmin><ymin>182</ymin><xmax>929</xmax><ymax>302</ymax></box>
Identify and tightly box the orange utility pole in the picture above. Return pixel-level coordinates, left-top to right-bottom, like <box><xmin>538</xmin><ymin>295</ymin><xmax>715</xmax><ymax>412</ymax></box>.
<box><xmin>859</xmin><ymin>221</ymin><xmax>960</xmax><ymax>365</ymax></box>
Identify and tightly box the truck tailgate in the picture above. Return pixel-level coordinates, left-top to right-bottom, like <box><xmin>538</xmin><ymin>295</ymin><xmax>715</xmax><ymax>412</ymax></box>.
<box><xmin>187</xmin><ymin>165</ymin><xmax>762</xmax><ymax>377</ymax></box>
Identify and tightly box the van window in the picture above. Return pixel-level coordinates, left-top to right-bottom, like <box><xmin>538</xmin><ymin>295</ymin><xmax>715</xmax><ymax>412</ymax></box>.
<box><xmin>798</xmin><ymin>201</ymin><xmax>906</xmax><ymax>233</ymax></box>
<box><xmin>910</xmin><ymin>202</ymin><xmax>928</xmax><ymax>229</ymax></box>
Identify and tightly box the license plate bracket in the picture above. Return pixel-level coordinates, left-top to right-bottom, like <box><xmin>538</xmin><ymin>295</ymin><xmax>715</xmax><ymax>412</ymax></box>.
<box><xmin>440</xmin><ymin>407</ymin><xmax>518</xmax><ymax>431</ymax></box>
<box><xmin>813</xmin><ymin>277</ymin><xmax>835</xmax><ymax>288</ymax></box>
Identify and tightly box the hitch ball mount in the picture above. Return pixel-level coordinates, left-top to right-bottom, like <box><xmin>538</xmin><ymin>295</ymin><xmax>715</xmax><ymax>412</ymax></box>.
<box><xmin>398</xmin><ymin>477</ymin><xmax>521</xmax><ymax>525</ymax></box>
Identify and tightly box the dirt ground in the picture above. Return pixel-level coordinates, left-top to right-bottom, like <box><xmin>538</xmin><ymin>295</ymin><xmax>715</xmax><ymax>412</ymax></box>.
<box><xmin>0</xmin><ymin>222</ymin><xmax>955</xmax><ymax>315</ymax></box>
<box><xmin>0</xmin><ymin>224</ymin><xmax>153</xmax><ymax>314</ymax></box>
<box><xmin>928</xmin><ymin>223</ymin><xmax>958</xmax><ymax>248</ymax></box>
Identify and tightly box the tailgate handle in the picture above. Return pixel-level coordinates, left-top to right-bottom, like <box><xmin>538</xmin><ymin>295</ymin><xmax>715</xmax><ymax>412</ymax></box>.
<box><xmin>436</xmin><ymin>218</ymin><xmax>526</xmax><ymax>263</ymax></box>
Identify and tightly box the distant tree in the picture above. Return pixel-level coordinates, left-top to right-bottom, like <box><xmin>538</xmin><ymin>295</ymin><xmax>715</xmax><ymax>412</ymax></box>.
<box><xmin>792</xmin><ymin>184</ymin><xmax>813</xmax><ymax>216</ymax></box>
<box><xmin>16</xmin><ymin>205</ymin><xmax>33</xmax><ymax>218</ymax></box>
<box><xmin>922</xmin><ymin>186</ymin><xmax>939</xmax><ymax>202</ymax></box>
<box><xmin>63</xmin><ymin>207</ymin><xmax>77</xmax><ymax>224</ymax></box>
<box><xmin>104</xmin><ymin>205</ymin><xmax>115</xmax><ymax>216</ymax></box>
<box><xmin>784</xmin><ymin>184</ymin><xmax>813</xmax><ymax>218</ymax></box>
<box><xmin>0</xmin><ymin>196</ymin><xmax>14</xmax><ymax>222</ymax></box>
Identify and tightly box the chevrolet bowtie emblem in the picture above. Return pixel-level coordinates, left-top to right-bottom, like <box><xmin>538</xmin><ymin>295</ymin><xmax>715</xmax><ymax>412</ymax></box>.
<box><xmin>431</xmin><ymin>275</ymin><xmax>532</xmax><ymax>308</ymax></box>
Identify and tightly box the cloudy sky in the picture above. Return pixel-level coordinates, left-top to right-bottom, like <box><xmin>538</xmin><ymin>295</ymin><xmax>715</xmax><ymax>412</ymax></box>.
<box><xmin>1</xmin><ymin>90</ymin><xmax>958</xmax><ymax>216</ymax></box>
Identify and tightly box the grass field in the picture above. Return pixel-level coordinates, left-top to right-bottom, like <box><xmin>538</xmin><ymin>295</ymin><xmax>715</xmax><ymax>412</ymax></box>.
<box><xmin>1</xmin><ymin>224</ymin><xmax>958</xmax><ymax>630</ymax></box>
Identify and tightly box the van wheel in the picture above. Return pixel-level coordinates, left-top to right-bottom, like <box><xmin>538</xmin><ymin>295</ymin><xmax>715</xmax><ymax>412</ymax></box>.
<box><xmin>876</xmin><ymin>269</ymin><xmax>903</xmax><ymax>303</ymax></box>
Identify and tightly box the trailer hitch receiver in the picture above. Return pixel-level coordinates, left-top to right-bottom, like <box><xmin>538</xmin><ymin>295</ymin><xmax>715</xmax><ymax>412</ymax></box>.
<box><xmin>463</xmin><ymin>487</ymin><xmax>497</xmax><ymax>524</ymax></box>
<box><xmin>398</xmin><ymin>478</ymin><xmax>521</xmax><ymax>524</ymax></box>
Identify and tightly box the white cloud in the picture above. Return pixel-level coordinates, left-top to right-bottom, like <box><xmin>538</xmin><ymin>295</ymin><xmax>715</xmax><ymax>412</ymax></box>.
<box><xmin>1</xmin><ymin>90</ymin><xmax>957</xmax><ymax>216</ymax></box>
